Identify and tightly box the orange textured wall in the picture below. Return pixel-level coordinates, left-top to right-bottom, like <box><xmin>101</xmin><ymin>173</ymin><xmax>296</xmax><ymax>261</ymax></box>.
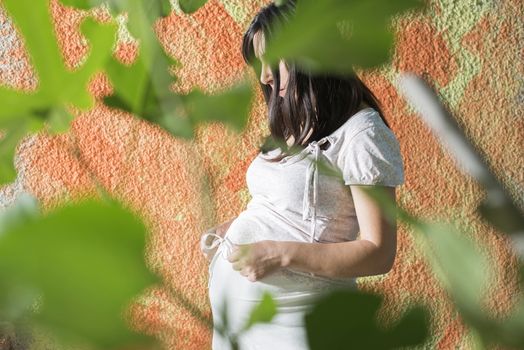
<box><xmin>0</xmin><ymin>0</ymin><xmax>523</xmax><ymax>349</ymax></box>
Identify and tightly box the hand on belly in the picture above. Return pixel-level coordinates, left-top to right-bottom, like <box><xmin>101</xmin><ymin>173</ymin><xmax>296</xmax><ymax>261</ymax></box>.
<box><xmin>227</xmin><ymin>240</ymin><xmax>283</xmax><ymax>282</ymax></box>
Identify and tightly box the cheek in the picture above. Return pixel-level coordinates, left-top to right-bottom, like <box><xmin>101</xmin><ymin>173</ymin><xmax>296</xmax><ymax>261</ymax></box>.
<box><xmin>279</xmin><ymin>62</ymin><xmax>289</xmax><ymax>83</ymax></box>
<box><xmin>282</xmin><ymin>73</ymin><xmax>289</xmax><ymax>85</ymax></box>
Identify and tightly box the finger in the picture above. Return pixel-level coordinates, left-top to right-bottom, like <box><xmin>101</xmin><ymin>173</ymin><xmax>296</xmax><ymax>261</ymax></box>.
<box><xmin>228</xmin><ymin>251</ymin><xmax>239</xmax><ymax>263</ymax></box>
<box><xmin>241</xmin><ymin>266</ymin><xmax>256</xmax><ymax>278</ymax></box>
<box><xmin>228</xmin><ymin>245</ymin><xmax>243</xmax><ymax>262</ymax></box>
<box><xmin>242</xmin><ymin>269</ymin><xmax>255</xmax><ymax>280</ymax></box>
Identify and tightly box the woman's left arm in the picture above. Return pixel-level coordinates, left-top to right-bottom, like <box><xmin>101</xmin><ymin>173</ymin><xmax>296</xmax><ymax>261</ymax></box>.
<box><xmin>280</xmin><ymin>185</ymin><xmax>397</xmax><ymax>279</ymax></box>
<box><xmin>228</xmin><ymin>185</ymin><xmax>398</xmax><ymax>281</ymax></box>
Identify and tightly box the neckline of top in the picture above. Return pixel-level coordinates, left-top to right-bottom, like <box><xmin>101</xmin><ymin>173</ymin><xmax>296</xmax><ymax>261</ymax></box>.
<box><xmin>259</xmin><ymin>107</ymin><xmax>377</xmax><ymax>166</ymax></box>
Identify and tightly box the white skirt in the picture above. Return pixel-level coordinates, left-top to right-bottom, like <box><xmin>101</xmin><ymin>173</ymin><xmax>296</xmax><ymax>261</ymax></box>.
<box><xmin>208</xmin><ymin>243</ymin><xmax>356</xmax><ymax>350</ymax></box>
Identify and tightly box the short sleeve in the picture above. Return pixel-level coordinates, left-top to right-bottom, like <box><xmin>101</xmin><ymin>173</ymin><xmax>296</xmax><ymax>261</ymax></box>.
<box><xmin>336</xmin><ymin>125</ymin><xmax>405</xmax><ymax>186</ymax></box>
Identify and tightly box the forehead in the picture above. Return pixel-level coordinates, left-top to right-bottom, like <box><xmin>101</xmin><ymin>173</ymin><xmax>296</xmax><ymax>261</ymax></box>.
<box><xmin>252</xmin><ymin>31</ymin><xmax>265</xmax><ymax>58</ymax></box>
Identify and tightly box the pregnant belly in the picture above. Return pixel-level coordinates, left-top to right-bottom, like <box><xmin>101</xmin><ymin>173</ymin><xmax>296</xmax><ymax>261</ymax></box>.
<box><xmin>207</xmin><ymin>210</ymin><xmax>357</xmax><ymax>333</ymax></box>
<box><xmin>208</xmin><ymin>245</ymin><xmax>329</xmax><ymax>334</ymax></box>
<box><xmin>215</xmin><ymin>211</ymin><xmax>328</xmax><ymax>292</ymax></box>
<box><xmin>208</xmin><ymin>215</ymin><xmax>340</xmax><ymax>329</ymax></box>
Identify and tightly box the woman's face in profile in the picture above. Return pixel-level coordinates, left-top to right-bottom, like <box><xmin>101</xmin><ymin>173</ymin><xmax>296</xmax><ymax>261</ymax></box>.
<box><xmin>253</xmin><ymin>31</ymin><xmax>289</xmax><ymax>98</ymax></box>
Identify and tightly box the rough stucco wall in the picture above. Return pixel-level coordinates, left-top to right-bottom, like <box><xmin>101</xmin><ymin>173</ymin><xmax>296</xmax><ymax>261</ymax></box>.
<box><xmin>0</xmin><ymin>0</ymin><xmax>523</xmax><ymax>349</ymax></box>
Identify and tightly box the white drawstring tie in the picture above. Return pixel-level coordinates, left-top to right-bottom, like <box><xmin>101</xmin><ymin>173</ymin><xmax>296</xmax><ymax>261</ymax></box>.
<box><xmin>301</xmin><ymin>137</ymin><xmax>331</xmax><ymax>278</ymax></box>
<box><xmin>302</xmin><ymin>137</ymin><xmax>331</xmax><ymax>244</ymax></box>
<box><xmin>200</xmin><ymin>231</ymin><xmax>235</xmax><ymax>260</ymax></box>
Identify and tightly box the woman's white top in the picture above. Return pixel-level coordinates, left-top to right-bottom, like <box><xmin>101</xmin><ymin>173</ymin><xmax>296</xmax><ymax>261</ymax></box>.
<box><xmin>206</xmin><ymin>107</ymin><xmax>405</xmax><ymax>349</ymax></box>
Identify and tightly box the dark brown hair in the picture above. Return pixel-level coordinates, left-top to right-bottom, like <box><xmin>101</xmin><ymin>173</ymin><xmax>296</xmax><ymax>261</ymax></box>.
<box><xmin>241</xmin><ymin>0</ymin><xmax>390</xmax><ymax>162</ymax></box>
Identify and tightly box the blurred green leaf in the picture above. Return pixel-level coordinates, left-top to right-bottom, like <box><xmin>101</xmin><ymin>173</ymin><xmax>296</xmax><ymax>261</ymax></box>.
<box><xmin>274</xmin><ymin>0</ymin><xmax>289</xmax><ymax>6</ymax></box>
<box><xmin>103</xmin><ymin>49</ymin><xmax>197</xmax><ymax>138</ymax></box>
<box><xmin>104</xmin><ymin>43</ymin><xmax>254</xmax><ymax>139</ymax></box>
<box><xmin>60</xmin><ymin>0</ymin><xmax>171</xmax><ymax>19</ymax></box>
<box><xmin>0</xmin><ymin>115</ymin><xmax>46</xmax><ymax>184</ymax></box>
<box><xmin>362</xmin><ymin>187</ymin><xmax>493</xmax><ymax>307</ymax></box>
<box><xmin>397</xmin><ymin>74</ymin><xmax>524</xmax><ymax>347</ymax></box>
<box><xmin>0</xmin><ymin>192</ymin><xmax>40</xmax><ymax>235</ymax></box>
<box><xmin>419</xmin><ymin>222</ymin><xmax>493</xmax><ymax>308</ymax></box>
<box><xmin>241</xmin><ymin>291</ymin><xmax>277</xmax><ymax>332</ymax></box>
<box><xmin>155</xmin><ymin>110</ymin><xmax>195</xmax><ymax>139</ymax></box>
<box><xmin>180</xmin><ymin>79</ymin><xmax>254</xmax><ymax>133</ymax></box>
<box><xmin>0</xmin><ymin>0</ymin><xmax>117</xmax><ymax>185</ymax></box>
<box><xmin>179</xmin><ymin>0</ymin><xmax>208</xmax><ymax>14</ymax></box>
<box><xmin>304</xmin><ymin>289</ymin><xmax>429</xmax><ymax>349</ymax></box>
<box><xmin>478</xmin><ymin>195</ymin><xmax>524</xmax><ymax>237</ymax></box>
<box><xmin>1</xmin><ymin>2</ymin><xmax>116</xmax><ymax>109</ymax></box>
<box><xmin>362</xmin><ymin>186</ymin><xmax>524</xmax><ymax>349</ymax></box>
<box><xmin>264</xmin><ymin>0</ymin><xmax>425</xmax><ymax>74</ymax></box>
<box><xmin>103</xmin><ymin>49</ymin><xmax>178</xmax><ymax>119</ymax></box>
<box><xmin>0</xmin><ymin>198</ymin><xmax>159</xmax><ymax>349</ymax></box>
<box><xmin>62</xmin><ymin>0</ymin><xmax>253</xmax><ymax>141</ymax></box>
<box><xmin>3</xmin><ymin>0</ymin><xmax>67</xmax><ymax>101</ymax></box>
<box><xmin>397</xmin><ymin>74</ymin><xmax>524</xmax><ymax>237</ymax></box>
<box><xmin>46</xmin><ymin>107</ymin><xmax>76</xmax><ymax>135</ymax></box>
<box><xmin>59</xmin><ymin>0</ymin><xmax>93</xmax><ymax>9</ymax></box>
<box><xmin>0</xmin><ymin>121</ymin><xmax>26</xmax><ymax>184</ymax></box>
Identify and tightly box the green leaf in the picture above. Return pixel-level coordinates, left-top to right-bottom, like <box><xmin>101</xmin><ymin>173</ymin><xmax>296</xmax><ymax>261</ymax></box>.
<box><xmin>67</xmin><ymin>18</ymin><xmax>119</xmax><ymax>108</ymax></box>
<box><xmin>0</xmin><ymin>119</ymin><xmax>30</xmax><ymax>185</ymax></box>
<box><xmin>104</xmin><ymin>55</ymin><xmax>152</xmax><ymax>115</ymax></box>
<box><xmin>264</xmin><ymin>0</ymin><xmax>425</xmax><ymax>74</ymax></box>
<box><xmin>147</xmin><ymin>0</ymin><xmax>172</xmax><ymax>18</ymax></box>
<box><xmin>60</xmin><ymin>0</ymin><xmax>171</xmax><ymax>18</ymax></box>
<box><xmin>46</xmin><ymin>107</ymin><xmax>76</xmax><ymax>135</ymax></box>
<box><xmin>101</xmin><ymin>13</ymin><xmax>181</xmax><ymax>120</ymax></box>
<box><xmin>478</xmin><ymin>197</ymin><xmax>524</xmax><ymax>237</ymax></box>
<box><xmin>156</xmin><ymin>110</ymin><xmax>195</xmax><ymax>139</ymax></box>
<box><xmin>3</xmin><ymin>0</ymin><xmax>67</xmax><ymax>99</ymax></box>
<box><xmin>103</xmin><ymin>49</ymin><xmax>186</xmax><ymax>131</ymax></box>
<box><xmin>362</xmin><ymin>187</ymin><xmax>493</xmax><ymax>309</ymax></box>
<box><xmin>360</xmin><ymin>186</ymin><xmax>524</xmax><ymax>348</ymax></box>
<box><xmin>0</xmin><ymin>198</ymin><xmax>159</xmax><ymax>349</ymax></box>
<box><xmin>58</xmin><ymin>0</ymin><xmax>94</xmax><ymax>9</ymax></box>
<box><xmin>0</xmin><ymin>5</ymin><xmax>116</xmax><ymax>183</ymax></box>
<box><xmin>274</xmin><ymin>0</ymin><xmax>289</xmax><ymax>6</ymax></box>
<box><xmin>304</xmin><ymin>289</ymin><xmax>429</xmax><ymax>349</ymax></box>
<box><xmin>105</xmin><ymin>47</ymin><xmax>253</xmax><ymax>138</ymax></box>
<box><xmin>420</xmin><ymin>222</ymin><xmax>493</xmax><ymax>308</ymax></box>
<box><xmin>181</xmin><ymin>79</ymin><xmax>254</xmax><ymax>133</ymax></box>
<box><xmin>1</xmin><ymin>0</ymin><xmax>116</xmax><ymax>107</ymax></box>
<box><xmin>179</xmin><ymin>0</ymin><xmax>208</xmax><ymax>14</ymax></box>
<box><xmin>241</xmin><ymin>291</ymin><xmax>277</xmax><ymax>332</ymax></box>
<box><xmin>0</xmin><ymin>192</ymin><xmax>40</xmax><ymax>236</ymax></box>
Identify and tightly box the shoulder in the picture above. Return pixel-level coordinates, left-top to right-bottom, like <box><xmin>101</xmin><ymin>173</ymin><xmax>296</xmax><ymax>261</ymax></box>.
<box><xmin>338</xmin><ymin>108</ymin><xmax>391</xmax><ymax>143</ymax></box>
<box><xmin>331</xmin><ymin>109</ymin><xmax>405</xmax><ymax>186</ymax></box>
<box><xmin>329</xmin><ymin>108</ymin><xmax>399</xmax><ymax>153</ymax></box>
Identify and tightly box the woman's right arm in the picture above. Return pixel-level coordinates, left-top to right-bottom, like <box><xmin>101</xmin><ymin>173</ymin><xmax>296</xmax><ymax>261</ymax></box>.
<box><xmin>201</xmin><ymin>218</ymin><xmax>235</xmax><ymax>262</ymax></box>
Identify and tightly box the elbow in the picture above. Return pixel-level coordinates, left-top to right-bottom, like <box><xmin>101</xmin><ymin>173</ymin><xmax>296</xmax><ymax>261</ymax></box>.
<box><xmin>372</xmin><ymin>242</ymin><xmax>396</xmax><ymax>275</ymax></box>
<box><xmin>381</xmin><ymin>251</ymin><xmax>396</xmax><ymax>274</ymax></box>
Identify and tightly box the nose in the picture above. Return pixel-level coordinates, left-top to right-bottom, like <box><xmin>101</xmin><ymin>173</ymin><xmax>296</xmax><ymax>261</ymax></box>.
<box><xmin>260</xmin><ymin>61</ymin><xmax>273</xmax><ymax>87</ymax></box>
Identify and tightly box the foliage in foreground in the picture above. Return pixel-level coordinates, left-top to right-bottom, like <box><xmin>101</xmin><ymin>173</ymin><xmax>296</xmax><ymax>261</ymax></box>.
<box><xmin>1</xmin><ymin>0</ymin><xmax>522</xmax><ymax>349</ymax></box>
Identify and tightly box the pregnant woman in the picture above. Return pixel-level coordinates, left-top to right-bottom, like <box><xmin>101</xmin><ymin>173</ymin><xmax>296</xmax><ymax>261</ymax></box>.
<box><xmin>200</xmin><ymin>1</ymin><xmax>405</xmax><ymax>349</ymax></box>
